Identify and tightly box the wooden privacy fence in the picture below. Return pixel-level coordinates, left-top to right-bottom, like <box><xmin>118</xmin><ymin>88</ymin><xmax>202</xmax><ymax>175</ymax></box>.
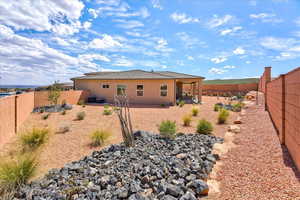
<box><xmin>0</xmin><ymin>90</ymin><xmax>89</xmax><ymax>147</ymax></box>
<box><xmin>260</xmin><ymin>67</ymin><xmax>300</xmax><ymax>171</ymax></box>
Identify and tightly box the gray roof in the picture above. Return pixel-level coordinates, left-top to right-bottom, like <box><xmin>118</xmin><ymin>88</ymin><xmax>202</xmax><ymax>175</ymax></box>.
<box><xmin>71</xmin><ymin>70</ymin><xmax>204</xmax><ymax>80</ymax></box>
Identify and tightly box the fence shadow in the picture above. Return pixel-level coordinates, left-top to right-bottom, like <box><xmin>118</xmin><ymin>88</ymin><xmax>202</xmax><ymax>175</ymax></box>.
<box><xmin>280</xmin><ymin>145</ymin><xmax>300</xmax><ymax>181</ymax></box>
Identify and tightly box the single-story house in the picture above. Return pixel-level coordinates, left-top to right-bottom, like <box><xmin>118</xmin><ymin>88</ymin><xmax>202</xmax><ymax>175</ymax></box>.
<box><xmin>71</xmin><ymin>70</ymin><xmax>205</xmax><ymax>105</ymax></box>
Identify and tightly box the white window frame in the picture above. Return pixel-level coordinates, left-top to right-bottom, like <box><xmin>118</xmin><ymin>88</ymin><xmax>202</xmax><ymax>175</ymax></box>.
<box><xmin>160</xmin><ymin>84</ymin><xmax>168</xmax><ymax>97</ymax></box>
<box><xmin>136</xmin><ymin>84</ymin><xmax>144</xmax><ymax>97</ymax></box>
<box><xmin>116</xmin><ymin>84</ymin><xmax>127</xmax><ymax>95</ymax></box>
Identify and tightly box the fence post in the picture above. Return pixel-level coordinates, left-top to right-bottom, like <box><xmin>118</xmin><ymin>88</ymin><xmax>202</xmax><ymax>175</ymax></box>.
<box><xmin>281</xmin><ymin>74</ymin><xmax>286</xmax><ymax>145</ymax></box>
<box><xmin>265</xmin><ymin>82</ymin><xmax>268</xmax><ymax>111</ymax></box>
<box><xmin>14</xmin><ymin>95</ymin><xmax>18</xmax><ymax>133</ymax></box>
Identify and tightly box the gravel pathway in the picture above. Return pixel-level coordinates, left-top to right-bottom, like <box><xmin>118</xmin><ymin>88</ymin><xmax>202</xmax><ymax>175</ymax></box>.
<box><xmin>216</xmin><ymin>93</ymin><xmax>300</xmax><ymax>200</ymax></box>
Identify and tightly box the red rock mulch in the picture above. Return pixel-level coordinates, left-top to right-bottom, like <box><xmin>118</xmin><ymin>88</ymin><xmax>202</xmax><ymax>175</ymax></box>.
<box><xmin>216</xmin><ymin>93</ymin><xmax>300</xmax><ymax>199</ymax></box>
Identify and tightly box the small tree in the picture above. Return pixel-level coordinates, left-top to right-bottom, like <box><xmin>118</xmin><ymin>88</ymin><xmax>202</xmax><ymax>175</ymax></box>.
<box><xmin>114</xmin><ymin>95</ymin><xmax>135</xmax><ymax>147</ymax></box>
<box><xmin>48</xmin><ymin>81</ymin><xmax>61</xmax><ymax>105</ymax></box>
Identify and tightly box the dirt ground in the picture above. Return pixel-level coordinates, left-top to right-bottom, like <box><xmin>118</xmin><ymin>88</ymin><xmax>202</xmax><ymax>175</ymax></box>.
<box><xmin>1</xmin><ymin>96</ymin><xmax>238</xmax><ymax>179</ymax></box>
<box><xmin>213</xmin><ymin>93</ymin><xmax>300</xmax><ymax>200</ymax></box>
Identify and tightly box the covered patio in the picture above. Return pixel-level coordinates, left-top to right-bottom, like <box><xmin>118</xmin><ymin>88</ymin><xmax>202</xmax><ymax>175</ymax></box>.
<box><xmin>175</xmin><ymin>78</ymin><xmax>202</xmax><ymax>104</ymax></box>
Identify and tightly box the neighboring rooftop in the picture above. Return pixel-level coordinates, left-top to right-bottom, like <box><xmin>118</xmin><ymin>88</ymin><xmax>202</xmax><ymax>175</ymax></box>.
<box><xmin>203</xmin><ymin>78</ymin><xmax>259</xmax><ymax>85</ymax></box>
<box><xmin>72</xmin><ymin>70</ymin><xmax>204</xmax><ymax>80</ymax></box>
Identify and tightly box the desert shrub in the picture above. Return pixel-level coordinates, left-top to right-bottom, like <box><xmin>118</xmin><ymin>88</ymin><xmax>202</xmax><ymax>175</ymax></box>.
<box><xmin>20</xmin><ymin>128</ymin><xmax>49</xmax><ymax>150</ymax></box>
<box><xmin>178</xmin><ymin>100</ymin><xmax>185</xmax><ymax>107</ymax></box>
<box><xmin>61</xmin><ymin>110</ymin><xmax>66</xmax><ymax>115</ymax></box>
<box><xmin>232</xmin><ymin>102</ymin><xmax>244</xmax><ymax>112</ymax></box>
<box><xmin>39</xmin><ymin>108</ymin><xmax>45</xmax><ymax>114</ymax></box>
<box><xmin>197</xmin><ymin>119</ymin><xmax>213</xmax><ymax>134</ymax></box>
<box><xmin>90</xmin><ymin>130</ymin><xmax>111</xmax><ymax>147</ymax></box>
<box><xmin>57</xmin><ymin>124</ymin><xmax>70</xmax><ymax>134</ymax></box>
<box><xmin>103</xmin><ymin>105</ymin><xmax>113</xmax><ymax>115</ymax></box>
<box><xmin>48</xmin><ymin>81</ymin><xmax>61</xmax><ymax>105</ymax></box>
<box><xmin>160</xmin><ymin>103</ymin><xmax>166</xmax><ymax>107</ymax></box>
<box><xmin>218</xmin><ymin>109</ymin><xmax>230</xmax><ymax>124</ymax></box>
<box><xmin>42</xmin><ymin>113</ymin><xmax>50</xmax><ymax>120</ymax></box>
<box><xmin>158</xmin><ymin>120</ymin><xmax>176</xmax><ymax>139</ymax></box>
<box><xmin>214</xmin><ymin>104</ymin><xmax>222</xmax><ymax>112</ymax></box>
<box><xmin>0</xmin><ymin>154</ymin><xmax>37</xmax><ymax>192</ymax></box>
<box><xmin>77</xmin><ymin>100</ymin><xmax>85</xmax><ymax>106</ymax></box>
<box><xmin>76</xmin><ymin>111</ymin><xmax>86</xmax><ymax>120</ymax></box>
<box><xmin>191</xmin><ymin>107</ymin><xmax>199</xmax><ymax>116</ymax></box>
<box><xmin>182</xmin><ymin>115</ymin><xmax>192</xmax><ymax>126</ymax></box>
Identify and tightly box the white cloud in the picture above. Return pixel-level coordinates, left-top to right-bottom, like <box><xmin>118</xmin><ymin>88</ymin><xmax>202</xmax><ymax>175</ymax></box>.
<box><xmin>187</xmin><ymin>56</ymin><xmax>194</xmax><ymax>60</ymax></box>
<box><xmin>0</xmin><ymin>0</ymin><xmax>84</xmax><ymax>35</ymax></box>
<box><xmin>233</xmin><ymin>47</ymin><xmax>246</xmax><ymax>55</ymax></box>
<box><xmin>88</xmin><ymin>8</ymin><xmax>98</xmax><ymax>18</ymax></box>
<box><xmin>89</xmin><ymin>34</ymin><xmax>122</xmax><ymax>49</ymax></box>
<box><xmin>52</xmin><ymin>37</ymin><xmax>70</xmax><ymax>46</ymax></box>
<box><xmin>176</xmin><ymin>32</ymin><xmax>207</xmax><ymax>48</ymax></box>
<box><xmin>113</xmin><ymin>58</ymin><xmax>134</xmax><ymax>67</ymax></box>
<box><xmin>209</xmin><ymin>67</ymin><xmax>227</xmax><ymax>74</ymax></box>
<box><xmin>83</xmin><ymin>21</ymin><xmax>92</xmax><ymax>30</ymax></box>
<box><xmin>78</xmin><ymin>54</ymin><xmax>110</xmax><ymax>62</ymax></box>
<box><xmin>155</xmin><ymin>38</ymin><xmax>173</xmax><ymax>53</ymax></box>
<box><xmin>292</xmin><ymin>31</ymin><xmax>300</xmax><ymax>37</ymax></box>
<box><xmin>170</xmin><ymin>13</ymin><xmax>200</xmax><ymax>24</ymax></box>
<box><xmin>220</xmin><ymin>26</ymin><xmax>242</xmax><ymax>36</ymax></box>
<box><xmin>207</xmin><ymin>15</ymin><xmax>234</xmax><ymax>28</ymax></box>
<box><xmin>211</xmin><ymin>56</ymin><xmax>227</xmax><ymax>64</ymax></box>
<box><xmin>0</xmin><ymin>25</ymin><xmax>106</xmax><ymax>84</ymax></box>
<box><xmin>151</xmin><ymin>0</ymin><xmax>163</xmax><ymax>10</ymax></box>
<box><xmin>223</xmin><ymin>65</ymin><xmax>236</xmax><ymax>69</ymax></box>
<box><xmin>114</xmin><ymin>19</ymin><xmax>144</xmax><ymax>29</ymax></box>
<box><xmin>260</xmin><ymin>37</ymin><xmax>297</xmax><ymax>51</ymax></box>
<box><xmin>246</xmin><ymin>61</ymin><xmax>251</xmax><ymax>64</ymax></box>
<box><xmin>250</xmin><ymin>13</ymin><xmax>283</xmax><ymax>23</ymax></box>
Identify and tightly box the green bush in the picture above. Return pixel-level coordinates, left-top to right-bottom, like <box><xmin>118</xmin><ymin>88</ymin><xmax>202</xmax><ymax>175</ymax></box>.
<box><xmin>42</xmin><ymin>113</ymin><xmax>50</xmax><ymax>120</ymax></box>
<box><xmin>182</xmin><ymin>115</ymin><xmax>192</xmax><ymax>126</ymax></box>
<box><xmin>158</xmin><ymin>120</ymin><xmax>177</xmax><ymax>139</ymax></box>
<box><xmin>232</xmin><ymin>102</ymin><xmax>244</xmax><ymax>112</ymax></box>
<box><xmin>218</xmin><ymin>109</ymin><xmax>230</xmax><ymax>124</ymax></box>
<box><xmin>0</xmin><ymin>154</ymin><xmax>37</xmax><ymax>192</ymax></box>
<box><xmin>178</xmin><ymin>100</ymin><xmax>185</xmax><ymax>107</ymax></box>
<box><xmin>191</xmin><ymin>107</ymin><xmax>199</xmax><ymax>116</ymax></box>
<box><xmin>160</xmin><ymin>103</ymin><xmax>166</xmax><ymax>107</ymax></box>
<box><xmin>90</xmin><ymin>130</ymin><xmax>111</xmax><ymax>147</ymax></box>
<box><xmin>214</xmin><ymin>104</ymin><xmax>221</xmax><ymax>112</ymax></box>
<box><xmin>20</xmin><ymin>128</ymin><xmax>49</xmax><ymax>150</ymax></box>
<box><xmin>76</xmin><ymin>111</ymin><xmax>86</xmax><ymax>120</ymax></box>
<box><xmin>103</xmin><ymin>105</ymin><xmax>113</xmax><ymax>115</ymax></box>
<box><xmin>39</xmin><ymin>108</ymin><xmax>45</xmax><ymax>114</ymax></box>
<box><xmin>197</xmin><ymin>119</ymin><xmax>213</xmax><ymax>134</ymax></box>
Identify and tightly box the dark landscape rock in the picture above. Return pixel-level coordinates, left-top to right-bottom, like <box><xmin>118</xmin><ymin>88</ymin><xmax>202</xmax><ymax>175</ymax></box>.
<box><xmin>33</xmin><ymin>104</ymin><xmax>72</xmax><ymax>113</ymax></box>
<box><xmin>14</xmin><ymin>131</ymin><xmax>223</xmax><ymax>199</ymax></box>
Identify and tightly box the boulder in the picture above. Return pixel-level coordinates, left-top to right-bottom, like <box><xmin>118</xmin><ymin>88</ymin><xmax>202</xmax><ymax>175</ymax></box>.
<box><xmin>228</xmin><ymin>125</ymin><xmax>241</xmax><ymax>133</ymax></box>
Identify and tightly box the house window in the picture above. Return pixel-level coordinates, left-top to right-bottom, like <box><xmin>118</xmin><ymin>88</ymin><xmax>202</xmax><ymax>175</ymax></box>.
<box><xmin>160</xmin><ymin>84</ymin><xmax>168</xmax><ymax>97</ymax></box>
<box><xmin>102</xmin><ymin>84</ymin><xmax>110</xmax><ymax>89</ymax></box>
<box><xmin>137</xmin><ymin>85</ymin><xmax>144</xmax><ymax>96</ymax></box>
<box><xmin>117</xmin><ymin>85</ymin><xmax>127</xmax><ymax>95</ymax></box>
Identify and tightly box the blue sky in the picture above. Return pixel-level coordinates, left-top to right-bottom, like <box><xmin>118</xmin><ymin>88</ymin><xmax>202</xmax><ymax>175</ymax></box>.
<box><xmin>0</xmin><ymin>0</ymin><xmax>299</xmax><ymax>85</ymax></box>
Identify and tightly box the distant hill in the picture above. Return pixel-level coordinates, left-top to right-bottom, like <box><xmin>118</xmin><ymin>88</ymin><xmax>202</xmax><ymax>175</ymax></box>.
<box><xmin>203</xmin><ymin>78</ymin><xmax>259</xmax><ymax>85</ymax></box>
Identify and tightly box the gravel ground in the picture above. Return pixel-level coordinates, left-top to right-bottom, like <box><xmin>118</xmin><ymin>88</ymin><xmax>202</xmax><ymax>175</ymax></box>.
<box><xmin>1</xmin><ymin>96</ymin><xmax>238</xmax><ymax>179</ymax></box>
<box><xmin>215</xmin><ymin>93</ymin><xmax>300</xmax><ymax>200</ymax></box>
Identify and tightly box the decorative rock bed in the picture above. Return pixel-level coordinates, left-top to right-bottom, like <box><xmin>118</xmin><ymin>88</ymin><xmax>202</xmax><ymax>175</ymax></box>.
<box><xmin>33</xmin><ymin>104</ymin><xmax>73</xmax><ymax>113</ymax></box>
<box><xmin>14</xmin><ymin>131</ymin><xmax>223</xmax><ymax>200</ymax></box>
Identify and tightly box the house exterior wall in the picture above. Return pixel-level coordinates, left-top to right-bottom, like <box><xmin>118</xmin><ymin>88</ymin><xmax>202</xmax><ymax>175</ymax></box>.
<box><xmin>74</xmin><ymin>79</ymin><xmax>176</xmax><ymax>105</ymax></box>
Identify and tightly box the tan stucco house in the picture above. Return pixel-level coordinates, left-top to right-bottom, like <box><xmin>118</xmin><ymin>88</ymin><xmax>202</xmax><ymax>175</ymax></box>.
<box><xmin>71</xmin><ymin>70</ymin><xmax>204</xmax><ymax>105</ymax></box>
